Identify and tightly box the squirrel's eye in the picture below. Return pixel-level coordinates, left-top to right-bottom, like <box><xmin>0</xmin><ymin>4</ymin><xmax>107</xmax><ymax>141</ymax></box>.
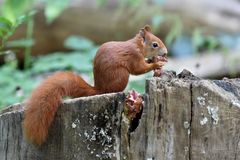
<box><xmin>152</xmin><ymin>42</ymin><xmax>158</xmax><ymax>48</ymax></box>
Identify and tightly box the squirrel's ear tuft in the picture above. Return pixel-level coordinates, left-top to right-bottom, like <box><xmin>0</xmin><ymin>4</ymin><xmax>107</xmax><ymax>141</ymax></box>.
<box><xmin>139</xmin><ymin>25</ymin><xmax>151</xmax><ymax>39</ymax></box>
<box><xmin>144</xmin><ymin>25</ymin><xmax>152</xmax><ymax>32</ymax></box>
<box><xmin>139</xmin><ymin>28</ymin><xmax>146</xmax><ymax>38</ymax></box>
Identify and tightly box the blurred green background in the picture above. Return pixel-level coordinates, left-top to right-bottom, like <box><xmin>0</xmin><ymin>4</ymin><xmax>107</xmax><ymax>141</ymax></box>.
<box><xmin>0</xmin><ymin>0</ymin><xmax>240</xmax><ymax>109</ymax></box>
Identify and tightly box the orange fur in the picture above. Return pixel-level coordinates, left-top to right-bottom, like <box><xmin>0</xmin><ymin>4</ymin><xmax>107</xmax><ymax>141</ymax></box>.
<box><xmin>23</xmin><ymin>25</ymin><xmax>168</xmax><ymax>145</ymax></box>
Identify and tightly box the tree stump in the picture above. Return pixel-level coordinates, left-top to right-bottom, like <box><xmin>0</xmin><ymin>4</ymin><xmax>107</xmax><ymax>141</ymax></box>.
<box><xmin>0</xmin><ymin>76</ymin><xmax>240</xmax><ymax>160</ymax></box>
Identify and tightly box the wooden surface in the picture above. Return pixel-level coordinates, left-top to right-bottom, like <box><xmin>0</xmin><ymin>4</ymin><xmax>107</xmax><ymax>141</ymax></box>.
<box><xmin>191</xmin><ymin>79</ymin><xmax>240</xmax><ymax>159</ymax></box>
<box><xmin>0</xmin><ymin>94</ymin><xmax>124</xmax><ymax>160</ymax></box>
<box><xmin>0</xmin><ymin>76</ymin><xmax>240</xmax><ymax>159</ymax></box>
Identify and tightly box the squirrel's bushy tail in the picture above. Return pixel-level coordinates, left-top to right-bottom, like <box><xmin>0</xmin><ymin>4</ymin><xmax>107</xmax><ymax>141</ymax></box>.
<box><xmin>23</xmin><ymin>71</ymin><xmax>97</xmax><ymax>145</ymax></box>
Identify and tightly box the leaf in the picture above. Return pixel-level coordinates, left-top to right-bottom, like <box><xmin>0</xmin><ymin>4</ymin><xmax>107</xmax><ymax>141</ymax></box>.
<box><xmin>0</xmin><ymin>17</ymin><xmax>12</xmax><ymax>29</ymax></box>
<box><xmin>44</xmin><ymin>0</ymin><xmax>70</xmax><ymax>23</ymax></box>
<box><xmin>1</xmin><ymin>0</ymin><xmax>34</xmax><ymax>23</ymax></box>
<box><xmin>128</xmin><ymin>0</ymin><xmax>142</xmax><ymax>7</ymax></box>
<box><xmin>0</xmin><ymin>17</ymin><xmax>13</xmax><ymax>35</ymax></box>
<box><xmin>0</xmin><ymin>11</ymin><xmax>35</xmax><ymax>48</ymax></box>
<box><xmin>6</xmin><ymin>38</ymin><xmax>35</xmax><ymax>47</ymax></box>
<box><xmin>15</xmin><ymin>15</ymin><xmax>27</xmax><ymax>26</ymax></box>
<box><xmin>31</xmin><ymin>52</ymin><xmax>94</xmax><ymax>74</ymax></box>
<box><xmin>192</xmin><ymin>29</ymin><xmax>204</xmax><ymax>52</ymax></box>
<box><xmin>96</xmin><ymin>0</ymin><xmax>108</xmax><ymax>7</ymax></box>
<box><xmin>125</xmin><ymin>74</ymin><xmax>151</xmax><ymax>93</ymax></box>
<box><xmin>0</xmin><ymin>64</ymin><xmax>34</xmax><ymax>109</ymax></box>
<box><xmin>165</xmin><ymin>16</ymin><xmax>182</xmax><ymax>46</ymax></box>
<box><xmin>64</xmin><ymin>36</ymin><xmax>94</xmax><ymax>51</ymax></box>
<box><xmin>0</xmin><ymin>30</ymin><xmax>3</xmax><ymax>37</ymax></box>
<box><xmin>15</xmin><ymin>10</ymin><xmax>36</xmax><ymax>26</ymax></box>
<box><xmin>126</xmin><ymin>79</ymin><xmax>145</xmax><ymax>93</ymax></box>
<box><xmin>205</xmin><ymin>36</ymin><xmax>219</xmax><ymax>50</ymax></box>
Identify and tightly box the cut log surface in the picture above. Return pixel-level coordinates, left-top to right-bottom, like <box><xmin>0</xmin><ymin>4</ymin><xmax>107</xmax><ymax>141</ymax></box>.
<box><xmin>0</xmin><ymin>94</ymin><xmax>124</xmax><ymax>160</ymax></box>
<box><xmin>0</xmin><ymin>76</ymin><xmax>240</xmax><ymax>160</ymax></box>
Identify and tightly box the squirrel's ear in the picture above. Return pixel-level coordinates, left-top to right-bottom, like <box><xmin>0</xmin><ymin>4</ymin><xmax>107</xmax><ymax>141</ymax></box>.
<box><xmin>139</xmin><ymin>25</ymin><xmax>151</xmax><ymax>40</ymax></box>
<box><xmin>139</xmin><ymin>25</ymin><xmax>152</xmax><ymax>38</ymax></box>
<box><xmin>144</xmin><ymin>25</ymin><xmax>152</xmax><ymax>32</ymax></box>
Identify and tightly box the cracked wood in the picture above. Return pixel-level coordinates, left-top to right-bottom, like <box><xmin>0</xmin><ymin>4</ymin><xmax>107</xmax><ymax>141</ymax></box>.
<box><xmin>0</xmin><ymin>78</ymin><xmax>240</xmax><ymax>160</ymax></box>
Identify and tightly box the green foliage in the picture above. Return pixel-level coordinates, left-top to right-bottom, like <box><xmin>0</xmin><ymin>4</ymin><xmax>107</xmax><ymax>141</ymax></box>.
<box><xmin>127</xmin><ymin>0</ymin><xmax>143</xmax><ymax>7</ymax></box>
<box><xmin>0</xmin><ymin>17</ymin><xmax>12</xmax><ymax>36</ymax></box>
<box><xmin>192</xmin><ymin>28</ymin><xmax>221</xmax><ymax>53</ymax></box>
<box><xmin>31</xmin><ymin>36</ymin><xmax>97</xmax><ymax>74</ymax></box>
<box><xmin>126</xmin><ymin>74</ymin><xmax>150</xmax><ymax>93</ymax></box>
<box><xmin>0</xmin><ymin>62</ymin><xmax>37</xmax><ymax>108</ymax></box>
<box><xmin>1</xmin><ymin>0</ymin><xmax>69</xmax><ymax>24</ymax></box>
<box><xmin>6</xmin><ymin>38</ymin><xmax>34</xmax><ymax>48</ymax></box>
<box><xmin>43</xmin><ymin>0</ymin><xmax>70</xmax><ymax>23</ymax></box>
<box><xmin>0</xmin><ymin>17</ymin><xmax>12</xmax><ymax>48</ymax></box>
<box><xmin>118</xmin><ymin>0</ymin><xmax>143</xmax><ymax>8</ymax></box>
<box><xmin>0</xmin><ymin>36</ymin><xmax>96</xmax><ymax>109</ymax></box>
<box><xmin>23</xmin><ymin>14</ymin><xmax>34</xmax><ymax>69</ymax></box>
<box><xmin>96</xmin><ymin>0</ymin><xmax>108</xmax><ymax>7</ymax></box>
<box><xmin>64</xmin><ymin>36</ymin><xmax>95</xmax><ymax>51</ymax></box>
<box><xmin>0</xmin><ymin>7</ymin><xmax>36</xmax><ymax>69</ymax></box>
<box><xmin>0</xmin><ymin>0</ymin><xmax>34</xmax><ymax>23</ymax></box>
<box><xmin>165</xmin><ymin>16</ymin><xmax>182</xmax><ymax>46</ymax></box>
<box><xmin>203</xmin><ymin>36</ymin><xmax>219</xmax><ymax>51</ymax></box>
<box><xmin>0</xmin><ymin>49</ymin><xmax>95</xmax><ymax>109</ymax></box>
<box><xmin>0</xmin><ymin>0</ymin><xmax>70</xmax><ymax>69</ymax></box>
<box><xmin>192</xmin><ymin>29</ymin><xmax>205</xmax><ymax>52</ymax></box>
<box><xmin>31</xmin><ymin>52</ymin><xmax>94</xmax><ymax>74</ymax></box>
<box><xmin>0</xmin><ymin>15</ymin><xmax>31</xmax><ymax>48</ymax></box>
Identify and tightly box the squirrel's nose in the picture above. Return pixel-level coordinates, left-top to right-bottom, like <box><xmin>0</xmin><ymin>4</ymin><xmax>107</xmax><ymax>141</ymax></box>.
<box><xmin>159</xmin><ymin>47</ymin><xmax>168</xmax><ymax>56</ymax></box>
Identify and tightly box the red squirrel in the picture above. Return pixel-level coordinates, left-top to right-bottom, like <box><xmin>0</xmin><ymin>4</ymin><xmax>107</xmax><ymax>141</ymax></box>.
<box><xmin>23</xmin><ymin>25</ymin><xmax>168</xmax><ymax>145</ymax></box>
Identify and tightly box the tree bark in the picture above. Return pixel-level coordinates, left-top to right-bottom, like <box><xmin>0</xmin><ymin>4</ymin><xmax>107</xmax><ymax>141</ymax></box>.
<box><xmin>0</xmin><ymin>94</ymin><xmax>124</xmax><ymax>160</ymax></box>
<box><xmin>1</xmin><ymin>76</ymin><xmax>240</xmax><ymax>159</ymax></box>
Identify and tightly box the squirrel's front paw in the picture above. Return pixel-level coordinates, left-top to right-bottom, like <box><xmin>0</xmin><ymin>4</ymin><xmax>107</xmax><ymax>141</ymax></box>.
<box><xmin>154</xmin><ymin>61</ymin><xmax>166</xmax><ymax>69</ymax></box>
